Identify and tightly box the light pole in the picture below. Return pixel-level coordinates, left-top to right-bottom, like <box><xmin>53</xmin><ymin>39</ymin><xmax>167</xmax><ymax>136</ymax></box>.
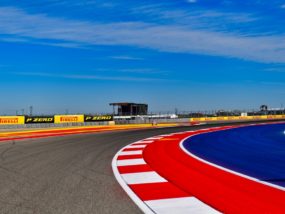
<box><xmin>29</xmin><ymin>106</ymin><xmax>33</xmax><ymax>116</ymax></box>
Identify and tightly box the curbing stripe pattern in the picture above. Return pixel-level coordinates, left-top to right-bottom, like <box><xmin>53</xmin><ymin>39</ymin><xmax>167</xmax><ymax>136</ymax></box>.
<box><xmin>112</xmin><ymin>136</ymin><xmax>220</xmax><ymax>213</ymax></box>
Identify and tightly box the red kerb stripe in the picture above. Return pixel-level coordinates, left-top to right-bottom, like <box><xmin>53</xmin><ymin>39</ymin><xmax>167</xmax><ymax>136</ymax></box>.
<box><xmin>131</xmin><ymin>142</ymin><xmax>151</xmax><ymax>146</ymax></box>
<box><xmin>123</xmin><ymin>147</ymin><xmax>144</xmax><ymax>151</ymax></box>
<box><xmin>117</xmin><ymin>154</ymin><xmax>143</xmax><ymax>160</ymax></box>
<box><xmin>129</xmin><ymin>182</ymin><xmax>191</xmax><ymax>201</ymax></box>
<box><xmin>118</xmin><ymin>164</ymin><xmax>153</xmax><ymax>174</ymax></box>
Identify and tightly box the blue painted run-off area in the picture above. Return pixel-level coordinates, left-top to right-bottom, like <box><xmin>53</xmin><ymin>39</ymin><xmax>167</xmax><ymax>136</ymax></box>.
<box><xmin>183</xmin><ymin>123</ymin><xmax>285</xmax><ymax>188</ymax></box>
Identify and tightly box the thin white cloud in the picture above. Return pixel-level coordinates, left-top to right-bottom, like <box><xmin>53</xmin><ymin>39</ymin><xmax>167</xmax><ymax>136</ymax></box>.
<box><xmin>281</xmin><ymin>4</ymin><xmax>285</xmax><ymax>9</ymax></box>
<box><xmin>1</xmin><ymin>7</ymin><xmax>285</xmax><ymax>63</ymax></box>
<box><xmin>12</xmin><ymin>72</ymin><xmax>165</xmax><ymax>82</ymax></box>
<box><xmin>110</xmin><ymin>55</ymin><xmax>144</xmax><ymax>60</ymax></box>
<box><xmin>132</xmin><ymin>4</ymin><xmax>258</xmax><ymax>24</ymax></box>
<box><xmin>81</xmin><ymin>68</ymin><xmax>168</xmax><ymax>74</ymax></box>
<box><xmin>263</xmin><ymin>67</ymin><xmax>285</xmax><ymax>72</ymax></box>
<box><xmin>118</xmin><ymin>68</ymin><xmax>168</xmax><ymax>74</ymax></box>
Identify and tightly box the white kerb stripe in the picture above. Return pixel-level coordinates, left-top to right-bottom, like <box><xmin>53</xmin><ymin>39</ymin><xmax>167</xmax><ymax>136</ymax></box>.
<box><xmin>134</xmin><ymin>140</ymin><xmax>153</xmax><ymax>144</ymax></box>
<box><xmin>146</xmin><ymin>137</ymin><xmax>162</xmax><ymax>140</ymax></box>
<box><xmin>140</xmin><ymin>140</ymin><xmax>154</xmax><ymax>143</ymax></box>
<box><xmin>145</xmin><ymin>197</ymin><xmax>220</xmax><ymax>214</ymax></box>
<box><xmin>121</xmin><ymin>171</ymin><xmax>167</xmax><ymax>184</ymax></box>
<box><xmin>119</xmin><ymin>150</ymin><xmax>143</xmax><ymax>155</ymax></box>
<box><xmin>159</xmin><ymin>134</ymin><xmax>173</xmax><ymax>137</ymax></box>
<box><xmin>128</xmin><ymin>145</ymin><xmax>147</xmax><ymax>148</ymax></box>
<box><xmin>117</xmin><ymin>158</ymin><xmax>146</xmax><ymax>166</ymax></box>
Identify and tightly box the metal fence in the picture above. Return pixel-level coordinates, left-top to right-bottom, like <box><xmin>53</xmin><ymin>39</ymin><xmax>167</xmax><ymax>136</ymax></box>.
<box><xmin>114</xmin><ymin>118</ymin><xmax>190</xmax><ymax>124</ymax></box>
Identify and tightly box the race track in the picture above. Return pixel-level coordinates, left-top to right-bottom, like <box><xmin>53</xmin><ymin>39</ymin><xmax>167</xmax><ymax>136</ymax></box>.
<box><xmin>0</xmin><ymin>126</ymin><xmax>201</xmax><ymax>214</ymax></box>
<box><xmin>0</xmin><ymin>121</ymin><xmax>283</xmax><ymax>214</ymax></box>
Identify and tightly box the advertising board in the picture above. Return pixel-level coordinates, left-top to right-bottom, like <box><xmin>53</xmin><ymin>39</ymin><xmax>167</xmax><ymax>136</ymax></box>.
<box><xmin>0</xmin><ymin>116</ymin><xmax>25</xmax><ymax>125</ymax></box>
<box><xmin>25</xmin><ymin>116</ymin><xmax>54</xmax><ymax>124</ymax></box>
<box><xmin>54</xmin><ymin>115</ymin><xmax>84</xmax><ymax>123</ymax></box>
<box><xmin>84</xmin><ymin>115</ymin><xmax>113</xmax><ymax>122</ymax></box>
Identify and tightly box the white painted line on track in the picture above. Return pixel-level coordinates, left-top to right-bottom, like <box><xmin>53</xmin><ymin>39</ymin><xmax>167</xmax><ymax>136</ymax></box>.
<box><xmin>122</xmin><ymin>171</ymin><xmax>167</xmax><ymax>184</ymax></box>
<box><xmin>145</xmin><ymin>197</ymin><xmax>220</xmax><ymax>214</ymax></box>
<box><xmin>117</xmin><ymin>158</ymin><xmax>146</xmax><ymax>166</ymax></box>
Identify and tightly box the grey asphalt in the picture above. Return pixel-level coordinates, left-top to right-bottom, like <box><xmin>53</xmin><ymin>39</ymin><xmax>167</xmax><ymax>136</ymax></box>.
<box><xmin>0</xmin><ymin>121</ymin><xmax>283</xmax><ymax>214</ymax></box>
<box><xmin>0</xmin><ymin>126</ymin><xmax>203</xmax><ymax>214</ymax></box>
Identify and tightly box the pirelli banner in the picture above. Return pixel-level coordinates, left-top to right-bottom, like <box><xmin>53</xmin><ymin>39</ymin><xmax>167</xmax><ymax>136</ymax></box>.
<box><xmin>84</xmin><ymin>115</ymin><xmax>113</xmax><ymax>122</ymax></box>
<box><xmin>190</xmin><ymin>115</ymin><xmax>285</xmax><ymax>122</ymax></box>
<box><xmin>54</xmin><ymin>115</ymin><xmax>113</xmax><ymax>124</ymax></box>
<box><xmin>0</xmin><ymin>116</ymin><xmax>25</xmax><ymax>125</ymax></box>
<box><xmin>0</xmin><ymin>114</ymin><xmax>113</xmax><ymax>125</ymax></box>
<box><xmin>54</xmin><ymin>115</ymin><xmax>84</xmax><ymax>124</ymax></box>
<box><xmin>267</xmin><ymin>115</ymin><xmax>285</xmax><ymax>119</ymax></box>
<box><xmin>25</xmin><ymin>116</ymin><xmax>54</xmax><ymax>124</ymax></box>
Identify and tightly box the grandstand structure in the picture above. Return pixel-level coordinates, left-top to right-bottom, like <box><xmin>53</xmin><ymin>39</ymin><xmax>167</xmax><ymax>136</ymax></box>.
<box><xmin>110</xmin><ymin>102</ymin><xmax>148</xmax><ymax>116</ymax></box>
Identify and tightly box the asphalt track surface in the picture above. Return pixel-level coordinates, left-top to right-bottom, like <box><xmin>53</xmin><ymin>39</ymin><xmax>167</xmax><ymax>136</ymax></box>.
<box><xmin>183</xmin><ymin>123</ymin><xmax>285</xmax><ymax>188</ymax></box>
<box><xmin>0</xmin><ymin>126</ymin><xmax>206</xmax><ymax>214</ymax></box>
<box><xmin>0</xmin><ymin>120</ymin><xmax>283</xmax><ymax>214</ymax></box>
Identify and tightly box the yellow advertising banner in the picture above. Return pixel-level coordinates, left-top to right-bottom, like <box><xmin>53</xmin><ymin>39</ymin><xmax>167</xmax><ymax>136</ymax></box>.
<box><xmin>54</xmin><ymin>115</ymin><xmax>84</xmax><ymax>124</ymax></box>
<box><xmin>0</xmin><ymin>116</ymin><xmax>25</xmax><ymax>125</ymax></box>
<box><xmin>217</xmin><ymin>117</ymin><xmax>227</xmax><ymax>120</ymax></box>
<box><xmin>190</xmin><ymin>115</ymin><xmax>285</xmax><ymax>122</ymax></box>
<box><xmin>268</xmin><ymin>115</ymin><xmax>284</xmax><ymax>119</ymax></box>
<box><xmin>203</xmin><ymin>117</ymin><xmax>218</xmax><ymax>121</ymax></box>
<box><xmin>190</xmin><ymin>118</ymin><xmax>204</xmax><ymax>122</ymax></box>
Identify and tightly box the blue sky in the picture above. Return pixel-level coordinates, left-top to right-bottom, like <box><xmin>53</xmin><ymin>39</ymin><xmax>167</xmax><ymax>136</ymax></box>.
<box><xmin>1</xmin><ymin>0</ymin><xmax>285</xmax><ymax>114</ymax></box>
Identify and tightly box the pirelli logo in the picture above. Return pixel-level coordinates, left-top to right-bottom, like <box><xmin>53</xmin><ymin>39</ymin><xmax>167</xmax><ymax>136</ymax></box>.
<box><xmin>60</xmin><ymin>116</ymin><xmax>78</xmax><ymax>122</ymax></box>
<box><xmin>54</xmin><ymin>115</ymin><xmax>84</xmax><ymax>123</ymax></box>
<box><xmin>0</xmin><ymin>118</ymin><xmax>18</xmax><ymax>124</ymax></box>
